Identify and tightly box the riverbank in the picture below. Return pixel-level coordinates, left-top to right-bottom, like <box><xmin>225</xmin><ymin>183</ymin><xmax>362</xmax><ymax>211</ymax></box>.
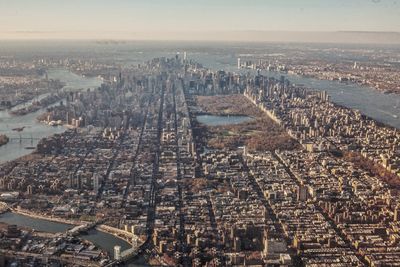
<box><xmin>0</xmin><ymin>222</ymin><xmax>106</xmax><ymax>267</ymax></box>
<box><xmin>96</xmin><ymin>224</ymin><xmax>144</xmax><ymax>247</ymax></box>
<box><xmin>10</xmin><ymin>92</ymin><xmax>66</xmax><ymax>116</ymax></box>
<box><xmin>11</xmin><ymin>208</ymin><xmax>79</xmax><ymax>225</ymax></box>
<box><xmin>273</xmin><ymin>62</ymin><xmax>400</xmax><ymax>95</ymax></box>
<box><xmin>0</xmin><ymin>68</ymin><xmax>102</xmax><ymax>164</ymax></box>
<box><xmin>10</xmin><ymin>207</ymin><xmax>140</xmax><ymax>248</ymax></box>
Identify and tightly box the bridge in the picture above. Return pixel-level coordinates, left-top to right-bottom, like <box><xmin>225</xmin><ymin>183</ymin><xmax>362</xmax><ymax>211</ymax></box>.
<box><xmin>66</xmin><ymin>219</ymin><xmax>106</xmax><ymax>236</ymax></box>
<box><xmin>8</xmin><ymin>135</ymin><xmax>41</xmax><ymax>143</ymax></box>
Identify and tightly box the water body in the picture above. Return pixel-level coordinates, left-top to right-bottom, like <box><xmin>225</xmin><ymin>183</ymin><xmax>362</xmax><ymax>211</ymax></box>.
<box><xmin>202</xmin><ymin>56</ymin><xmax>400</xmax><ymax>129</ymax></box>
<box><xmin>0</xmin><ymin>69</ymin><xmax>102</xmax><ymax>164</ymax></box>
<box><xmin>263</xmin><ymin>70</ymin><xmax>400</xmax><ymax>129</ymax></box>
<box><xmin>0</xmin><ymin>69</ymin><xmax>145</xmax><ymax>263</ymax></box>
<box><xmin>0</xmin><ymin>212</ymin><xmax>131</xmax><ymax>257</ymax></box>
<box><xmin>197</xmin><ymin>115</ymin><xmax>253</xmax><ymax>126</ymax></box>
<box><xmin>10</xmin><ymin>92</ymin><xmax>52</xmax><ymax>112</ymax></box>
<box><xmin>96</xmin><ymin>42</ymin><xmax>400</xmax><ymax>129</ymax></box>
<box><xmin>0</xmin><ymin>41</ymin><xmax>398</xmax><ymax>128</ymax></box>
<box><xmin>47</xmin><ymin>68</ymin><xmax>102</xmax><ymax>91</ymax></box>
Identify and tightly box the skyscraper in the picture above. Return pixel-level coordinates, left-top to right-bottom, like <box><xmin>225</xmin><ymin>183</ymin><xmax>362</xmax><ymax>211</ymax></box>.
<box><xmin>114</xmin><ymin>245</ymin><xmax>121</xmax><ymax>260</ymax></box>
<box><xmin>93</xmin><ymin>174</ymin><xmax>100</xmax><ymax>193</ymax></box>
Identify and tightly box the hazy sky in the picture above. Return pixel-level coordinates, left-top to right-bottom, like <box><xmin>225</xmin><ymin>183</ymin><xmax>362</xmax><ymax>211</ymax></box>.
<box><xmin>0</xmin><ymin>0</ymin><xmax>399</xmax><ymax>40</ymax></box>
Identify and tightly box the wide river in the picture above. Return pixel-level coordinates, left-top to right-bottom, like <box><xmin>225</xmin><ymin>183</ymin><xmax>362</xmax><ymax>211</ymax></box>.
<box><xmin>213</xmin><ymin>64</ymin><xmax>400</xmax><ymax>130</ymax></box>
<box><xmin>0</xmin><ymin>69</ymin><xmax>102</xmax><ymax>164</ymax></box>
<box><xmin>264</xmin><ymin>70</ymin><xmax>400</xmax><ymax>129</ymax></box>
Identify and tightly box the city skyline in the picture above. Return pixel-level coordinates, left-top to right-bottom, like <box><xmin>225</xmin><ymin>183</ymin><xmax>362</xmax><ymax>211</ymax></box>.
<box><xmin>1</xmin><ymin>2</ymin><xmax>400</xmax><ymax>264</ymax></box>
<box><xmin>1</xmin><ymin>0</ymin><xmax>400</xmax><ymax>42</ymax></box>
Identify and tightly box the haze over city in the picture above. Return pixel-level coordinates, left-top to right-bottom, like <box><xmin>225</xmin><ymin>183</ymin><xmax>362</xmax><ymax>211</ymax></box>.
<box><xmin>1</xmin><ymin>0</ymin><xmax>400</xmax><ymax>43</ymax></box>
<box><xmin>0</xmin><ymin>1</ymin><xmax>400</xmax><ymax>266</ymax></box>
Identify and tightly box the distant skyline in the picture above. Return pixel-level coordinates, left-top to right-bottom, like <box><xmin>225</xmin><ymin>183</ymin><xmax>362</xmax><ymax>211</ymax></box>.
<box><xmin>1</xmin><ymin>0</ymin><xmax>400</xmax><ymax>42</ymax></box>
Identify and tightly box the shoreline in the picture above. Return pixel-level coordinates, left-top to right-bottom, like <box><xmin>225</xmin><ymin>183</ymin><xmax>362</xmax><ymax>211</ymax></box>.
<box><xmin>96</xmin><ymin>224</ymin><xmax>142</xmax><ymax>247</ymax></box>
<box><xmin>11</xmin><ymin>208</ymin><xmax>81</xmax><ymax>226</ymax></box>
<box><xmin>266</xmin><ymin>69</ymin><xmax>400</xmax><ymax>96</ymax></box>
<box><xmin>4</xmin><ymin>208</ymin><xmax>135</xmax><ymax>247</ymax></box>
<box><xmin>256</xmin><ymin>70</ymin><xmax>400</xmax><ymax>130</ymax></box>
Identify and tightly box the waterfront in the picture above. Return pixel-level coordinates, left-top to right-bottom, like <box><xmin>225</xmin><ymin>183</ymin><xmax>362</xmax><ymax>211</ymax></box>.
<box><xmin>0</xmin><ymin>41</ymin><xmax>398</xmax><ymax>129</ymax></box>
<box><xmin>0</xmin><ymin>212</ymin><xmax>131</xmax><ymax>257</ymax></box>
<box><xmin>102</xmin><ymin>42</ymin><xmax>400</xmax><ymax>129</ymax></box>
<box><xmin>0</xmin><ymin>69</ymin><xmax>102</xmax><ymax>164</ymax></box>
<box><xmin>196</xmin><ymin>115</ymin><xmax>253</xmax><ymax>126</ymax></box>
<box><xmin>264</xmin><ymin>70</ymin><xmax>400</xmax><ymax>129</ymax></box>
<box><xmin>213</xmin><ymin>61</ymin><xmax>400</xmax><ymax>129</ymax></box>
<box><xmin>47</xmin><ymin>68</ymin><xmax>102</xmax><ymax>92</ymax></box>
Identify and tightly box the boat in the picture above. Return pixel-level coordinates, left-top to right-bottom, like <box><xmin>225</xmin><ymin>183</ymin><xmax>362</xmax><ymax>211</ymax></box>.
<box><xmin>12</xmin><ymin>126</ymin><xmax>25</xmax><ymax>132</ymax></box>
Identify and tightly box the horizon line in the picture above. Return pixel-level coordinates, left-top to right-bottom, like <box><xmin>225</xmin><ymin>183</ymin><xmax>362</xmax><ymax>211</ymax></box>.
<box><xmin>1</xmin><ymin>30</ymin><xmax>400</xmax><ymax>44</ymax></box>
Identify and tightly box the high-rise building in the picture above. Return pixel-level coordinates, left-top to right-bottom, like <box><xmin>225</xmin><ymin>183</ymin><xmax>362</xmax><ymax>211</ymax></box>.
<box><xmin>297</xmin><ymin>184</ymin><xmax>308</xmax><ymax>202</ymax></box>
<box><xmin>114</xmin><ymin>245</ymin><xmax>121</xmax><ymax>260</ymax></box>
<box><xmin>237</xmin><ymin>58</ymin><xmax>241</xmax><ymax>69</ymax></box>
<box><xmin>132</xmin><ymin>235</ymin><xmax>138</xmax><ymax>249</ymax></box>
<box><xmin>26</xmin><ymin>185</ymin><xmax>33</xmax><ymax>195</ymax></box>
<box><xmin>93</xmin><ymin>174</ymin><xmax>100</xmax><ymax>193</ymax></box>
<box><xmin>394</xmin><ymin>205</ymin><xmax>400</xmax><ymax>222</ymax></box>
<box><xmin>69</xmin><ymin>174</ymin><xmax>74</xmax><ymax>188</ymax></box>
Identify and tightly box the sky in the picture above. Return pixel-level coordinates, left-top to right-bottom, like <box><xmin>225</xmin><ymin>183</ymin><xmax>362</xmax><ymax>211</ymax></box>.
<box><xmin>0</xmin><ymin>0</ymin><xmax>399</xmax><ymax>41</ymax></box>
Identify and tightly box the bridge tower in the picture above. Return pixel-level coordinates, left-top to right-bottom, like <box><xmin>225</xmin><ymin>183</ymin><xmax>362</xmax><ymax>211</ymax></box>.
<box><xmin>114</xmin><ymin>245</ymin><xmax>121</xmax><ymax>260</ymax></box>
<box><xmin>132</xmin><ymin>235</ymin><xmax>138</xmax><ymax>249</ymax></box>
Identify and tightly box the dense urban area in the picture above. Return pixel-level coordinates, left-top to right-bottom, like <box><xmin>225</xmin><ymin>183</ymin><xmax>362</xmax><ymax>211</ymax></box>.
<box><xmin>237</xmin><ymin>45</ymin><xmax>400</xmax><ymax>94</ymax></box>
<box><xmin>0</xmin><ymin>47</ymin><xmax>399</xmax><ymax>267</ymax></box>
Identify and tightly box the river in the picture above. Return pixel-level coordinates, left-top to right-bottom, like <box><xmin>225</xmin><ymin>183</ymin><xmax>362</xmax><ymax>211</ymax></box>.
<box><xmin>0</xmin><ymin>69</ymin><xmax>102</xmax><ymax>164</ymax></box>
<box><xmin>0</xmin><ymin>212</ymin><xmax>148</xmax><ymax>265</ymax></box>
<box><xmin>0</xmin><ymin>69</ymin><xmax>148</xmax><ymax>265</ymax></box>
<box><xmin>208</xmin><ymin>59</ymin><xmax>400</xmax><ymax>129</ymax></box>
<box><xmin>116</xmin><ymin>45</ymin><xmax>400</xmax><ymax>129</ymax></box>
<box><xmin>0</xmin><ymin>41</ymin><xmax>398</xmax><ymax>128</ymax></box>
<box><xmin>0</xmin><ymin>212</ymin><xmax>131</xmax><ymax>258</ymax></box>
<box><xmin>263</xmin><ymin>70</ymin><xmax>400</xmax><ymax>129</ymax></box>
